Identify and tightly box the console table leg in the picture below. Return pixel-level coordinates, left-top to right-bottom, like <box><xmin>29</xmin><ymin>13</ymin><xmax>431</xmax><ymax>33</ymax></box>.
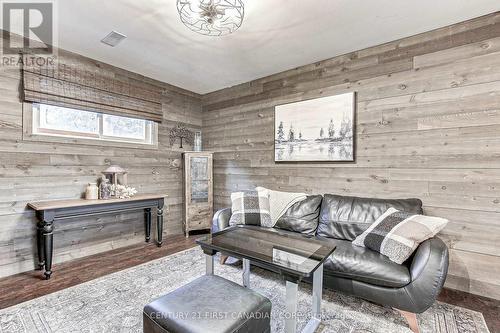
<box><xmin>42</xmin><ymin>218</ymin><xmax>54</xmax><ymax>280</ymax></box>
<box><xmin>144</xmin><ymin>208</ymin><xmax>152</xmax><ymax>242</ymax></box>
<box><xmin>285</xmin><ymin>280</ymin><xmax>298</xmax><ymax>333</ymax></box>
<box><xmin>36</xmin><ymin>221</ymin><xmax>45</xmax><ymax>270</ymax></box>
<box><xmin>156</xmin><ymin>204</ymin><xmax>163</xmax><ymax>247</ymax></box>
<box><xmin>242</xmin><ymin>258</ymin><xmax>250</xmax><ymax>288</ymax></box>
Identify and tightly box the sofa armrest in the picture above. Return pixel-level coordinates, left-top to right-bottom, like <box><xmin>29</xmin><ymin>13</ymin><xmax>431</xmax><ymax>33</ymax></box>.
<box><xmin>212</xmin><ymin>208</ymin><xmax>232</xmax><ymax>233</ymax></box>
<box><xmin>405</xmin><ymin>237</ymin><xmax>449</xmax><ymax>313</ymax></box>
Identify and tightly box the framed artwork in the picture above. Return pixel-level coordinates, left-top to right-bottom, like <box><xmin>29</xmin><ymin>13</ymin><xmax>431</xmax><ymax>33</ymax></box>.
<box><xmin>274</xmin><ymin>92</ymin><xmax>355</xmax><ymax>162</ymax></box>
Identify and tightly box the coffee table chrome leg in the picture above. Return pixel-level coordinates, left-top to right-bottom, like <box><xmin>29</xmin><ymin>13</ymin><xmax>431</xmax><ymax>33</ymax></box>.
<box><xmin>206</xmin><ymin>254</ymin><xmax>214</xmax><ymax>275</ymax></box>
<box><xmin>285</xmin><ymin>280</ymin><xmax>298</xmax><ymax>333</ymax></box>
<box><xmin>302</xmin><ymin>264</ymin><xmax>323</xmax><ymax>333</ymax></box>
<box><xmin>312</xmin><ymin>263</ymin><xmax>323</xmax><ymax>319</ymax></box>
<box><xmin>242</xmin><ymin>258</ymin><xmax>250</xmax><ymax>287</ymax></box>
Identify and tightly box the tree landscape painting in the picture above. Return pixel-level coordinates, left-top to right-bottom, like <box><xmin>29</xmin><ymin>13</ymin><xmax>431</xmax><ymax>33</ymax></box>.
<box><xmin>275</xmin><ymin>92</ymin><xmax>355</xmax><ymax>162</ymax></box>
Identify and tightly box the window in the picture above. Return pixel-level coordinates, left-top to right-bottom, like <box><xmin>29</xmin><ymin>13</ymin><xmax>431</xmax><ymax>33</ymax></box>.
<box><xmin>32</xmin><ymin>103</ymin><xmax>157</xmax><ymax>146</ymax></box>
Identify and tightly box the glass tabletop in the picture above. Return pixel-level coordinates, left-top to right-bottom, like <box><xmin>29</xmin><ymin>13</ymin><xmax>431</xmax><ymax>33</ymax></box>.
<box><xmin>196</xmin><ymin>225</ymin><xmax>336</xmax><ymax>277</ymax></box>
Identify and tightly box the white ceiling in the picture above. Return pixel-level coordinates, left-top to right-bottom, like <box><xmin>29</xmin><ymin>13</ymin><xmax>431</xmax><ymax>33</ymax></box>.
<box><xmin>41</xmin><ymin>1</ymin><xmax>500</xmax><ymax>93</ymax></box>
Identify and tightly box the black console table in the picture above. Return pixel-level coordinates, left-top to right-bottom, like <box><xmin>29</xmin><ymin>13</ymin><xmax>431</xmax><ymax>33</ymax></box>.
<box><xmin>28</xmin><ymin>194</ymin><xmax>166</xmax><ymax>279</ymax></box>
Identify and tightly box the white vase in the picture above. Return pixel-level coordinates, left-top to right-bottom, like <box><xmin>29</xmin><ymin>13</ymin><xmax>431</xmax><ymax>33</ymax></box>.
<box><xmin>194</xmin><ymin>131</ymin><xmax>202</xmax><ymax>151</ymax></box>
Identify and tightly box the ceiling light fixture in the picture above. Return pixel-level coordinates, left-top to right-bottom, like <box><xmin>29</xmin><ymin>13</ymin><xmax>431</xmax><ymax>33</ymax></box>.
<box><xmin>176</xmin><ymin>0</ymin><xmax>244</xmax><ymax>36</ymax></box>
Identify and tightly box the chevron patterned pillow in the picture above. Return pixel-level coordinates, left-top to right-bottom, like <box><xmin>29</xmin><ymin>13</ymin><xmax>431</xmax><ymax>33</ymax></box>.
<box><xmin>352</xmin><ymin>207</ymin><xmax>448</xmax><ymax>264</ymax></box>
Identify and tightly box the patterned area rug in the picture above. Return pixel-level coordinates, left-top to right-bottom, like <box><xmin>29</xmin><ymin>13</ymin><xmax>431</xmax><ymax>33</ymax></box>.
<box><xmin>0</xmin><ymin>248</ymin><xmax>489</xmax><ymax>333</ymax></box>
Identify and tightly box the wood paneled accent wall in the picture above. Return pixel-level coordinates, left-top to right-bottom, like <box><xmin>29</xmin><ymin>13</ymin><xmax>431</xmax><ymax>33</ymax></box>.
<box><xmin>202</xmin><ymin>12</ymin><xmax>500</xmax><ymax>300</ymax></box>
<box><xmin>0</xmin><ymin>37</ymin><xmax>202</xmax><ymax>277</ymax></box>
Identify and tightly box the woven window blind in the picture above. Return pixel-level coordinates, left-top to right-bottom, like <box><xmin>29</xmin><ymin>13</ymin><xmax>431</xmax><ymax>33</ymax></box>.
<box><xmin>22</xmin><ymin>54</ymin><xmax>163</xmax><ymax>122</ymax></box>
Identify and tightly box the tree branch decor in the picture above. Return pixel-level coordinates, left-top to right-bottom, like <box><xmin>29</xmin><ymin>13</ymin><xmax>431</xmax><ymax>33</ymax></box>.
<box><xmin>169</xmin><ymin>124</ymin><xmax>194</xmax><ymax>148</ymax></box>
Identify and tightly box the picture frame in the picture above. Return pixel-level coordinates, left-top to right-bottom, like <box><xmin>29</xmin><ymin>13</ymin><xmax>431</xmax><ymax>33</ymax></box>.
<box><xmin>274</xmin><ymin>92</ymin><xmax>356</xmax><ymax>162</ymax></box>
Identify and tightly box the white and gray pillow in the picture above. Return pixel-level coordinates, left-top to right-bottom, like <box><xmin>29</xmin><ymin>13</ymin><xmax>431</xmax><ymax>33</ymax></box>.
<box><xmin>229</xmin><ymin>190</ymin><xmax>272</xmax><ymax>227</ymax></box>
<box><xmin>255</xmin><ymin>186</ymin><xmax>307</xmax><ymax>226</ymax></box>
<box><xmin>352</xmin><ymin>208</ymin><xmax>448</xmax><ymax>264</ymax></box>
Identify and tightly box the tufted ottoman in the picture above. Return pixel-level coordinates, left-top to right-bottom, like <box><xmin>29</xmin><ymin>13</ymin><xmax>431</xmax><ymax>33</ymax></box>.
<box><xmin>143</xmin><ymin>275</ymin><xmax>272</xmax><ymax>333</ymax></box>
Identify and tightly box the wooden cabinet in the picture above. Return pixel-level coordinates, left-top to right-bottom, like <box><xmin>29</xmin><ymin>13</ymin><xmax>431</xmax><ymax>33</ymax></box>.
<box><xmin>183</xmin><ymin>152</ymin><xmax>213</xmax><ymax>237</ymax></box>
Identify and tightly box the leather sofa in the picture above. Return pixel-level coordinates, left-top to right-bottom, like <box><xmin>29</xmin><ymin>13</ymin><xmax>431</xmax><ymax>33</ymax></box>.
<box><xmin>212</xmin><ymin>194</ymin><xmax>449</xmax><ymax>333</ymax></box>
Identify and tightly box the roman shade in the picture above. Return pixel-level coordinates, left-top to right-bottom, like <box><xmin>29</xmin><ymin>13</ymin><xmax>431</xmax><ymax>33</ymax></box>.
<box><xmin>21</xmin><ymin>53</ymin><xmax>163</xmax><ymax>122</ymax></box>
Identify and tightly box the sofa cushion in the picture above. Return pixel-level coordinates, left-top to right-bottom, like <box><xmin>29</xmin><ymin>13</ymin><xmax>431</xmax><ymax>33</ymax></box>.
<box><xmin>256</xmin><ymin>186</ymin><xmax>307</xmax><ymax>224</ymax></box>
<box><xmin>320</xmin><ymin>238</ymin><xmax>411</xmax><ymax>288</ymax></box>
<box><xmin>274</xmin><ymin>195</ymin><xmax>323</xmax><ymax>235</ymax></box>
<box><xmin>317</xmin><ymin>194</ymin><xmax>423</xmax><ymax>240</ymax></box>
<box><xmin>353</xmin><ymin>208</ymin><xmax>448</xmax><ymax>264</ymax></box>
<box><xmin>229</xmin><ymin>190</ymin><xmax>272</xmax><ymax>227</ymax></box>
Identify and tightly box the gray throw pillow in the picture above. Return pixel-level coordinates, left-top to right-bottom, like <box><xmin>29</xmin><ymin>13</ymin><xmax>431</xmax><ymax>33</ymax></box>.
<box><xmin>352</xmin><ymin>208</ymin><xmax>448</xmax><ymax>264</ymax></box>
<box><xmin>229</xmin><ymin>190</ymin><xmax>272</xmax><ymax>227</ymax></box>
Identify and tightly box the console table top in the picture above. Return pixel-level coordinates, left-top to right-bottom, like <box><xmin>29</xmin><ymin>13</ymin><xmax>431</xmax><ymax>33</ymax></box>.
<box><xmin>28</xmin><ymin>193</ymin><xmax>168</xmax><ymax>211</ymax></box>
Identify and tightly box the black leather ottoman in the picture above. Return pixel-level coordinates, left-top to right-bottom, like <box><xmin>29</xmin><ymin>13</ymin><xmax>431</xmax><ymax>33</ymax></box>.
<box><xmin>143</xmin><ymin>275</ymin><xmax>272</xmax><ymax>333</ymax></box>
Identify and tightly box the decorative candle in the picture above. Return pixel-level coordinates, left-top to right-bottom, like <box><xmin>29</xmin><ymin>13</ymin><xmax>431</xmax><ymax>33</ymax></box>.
<box><xmin>85</xmin><ymin>183</ymin><xmax>99</xmax><ymax>200</ymax></box>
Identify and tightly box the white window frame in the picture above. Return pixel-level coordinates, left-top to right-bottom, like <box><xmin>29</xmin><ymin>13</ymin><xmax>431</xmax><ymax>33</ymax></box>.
<box><xmin>26</xmin><ymin>103</ymin><xmax>158</xmax><ymax>149</ymax></box>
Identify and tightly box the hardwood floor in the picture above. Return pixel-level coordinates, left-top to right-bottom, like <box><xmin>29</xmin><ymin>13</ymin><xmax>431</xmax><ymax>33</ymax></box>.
<box><xmin>0</xmin><ymin>234</ymin><xmax>197</xmax><ymax>309</ymax></box>
<box><xmin>0</xmin><ymin>234</ymin><xmax>498</xmax><ymax>333</ymax></box>
<box><xmin>437</xmin><ymin>288</ymin><xmax>500</xmax><ymax>333</ymax></box>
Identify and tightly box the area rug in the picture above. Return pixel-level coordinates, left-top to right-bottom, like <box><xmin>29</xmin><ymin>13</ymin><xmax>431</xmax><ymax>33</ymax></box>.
<box><xmin>0</xmin><ymin>247</ymin><xmax>489</xmax><ymax>333</ymax></box>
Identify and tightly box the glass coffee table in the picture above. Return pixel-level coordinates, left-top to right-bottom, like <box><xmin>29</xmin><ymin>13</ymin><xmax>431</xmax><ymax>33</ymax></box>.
<box><xmin>196</xmin><ymin>225</ymin><xmax>336</xmax><ymax>333</ymax></box>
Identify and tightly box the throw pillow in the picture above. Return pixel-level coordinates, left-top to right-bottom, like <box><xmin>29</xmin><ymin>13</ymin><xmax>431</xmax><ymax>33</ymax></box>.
<box><xmin>229</xmin><ymin>190</ymin><xmax>272</xmax><ymax>227</ymax></box>
<box><xmin>352</xmin><ymin>207</ymin><xmax>448</xmax><ymax>264</ymax></box>
<box><xmin>255</xmin><ymin>186</ymin><xmax>307</xmax><ymax>225</ymax></box>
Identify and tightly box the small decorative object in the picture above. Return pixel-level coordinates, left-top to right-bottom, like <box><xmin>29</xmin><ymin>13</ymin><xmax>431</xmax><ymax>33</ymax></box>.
<box><xmin>176</xmin><ymin>0</ymin><xmax>245</xmax><ymax>36</ymax></box>
<box><xmin>169</xmin><ymin>158</ymin><xmax>182</xmax><ymax>170</ymax></box>
<box><xmin>169</xmin><ymin>124</ymin><xmax>194</xmax><ymax>149</ymax></box>
<box><xmin>275</xmin><ymin>92</ymin><xmax>356</xmax><ymax>162</ymax></box>
<box><xmin>99</xmin><ymin>177</ymin><xmax>111</xmax><ymax>200</ymax></box>
<box><xmin>194</xmin><ymin>131</ymin><xmax>202</xmax><ymax>151</ymax></box>
<box><xmin>110</xmin><ymin>184</ymin><xmax>138</xmax><ymax>199</ymax></box>
<box><xmin>85</xmin><ymin>183</ymin><xmax>99</xmax><ymax>200</ymax></box>
<box><xmin>102</xmin><ymin>165</ymin><xmax>128</xmax><ymax>187</ymax></box>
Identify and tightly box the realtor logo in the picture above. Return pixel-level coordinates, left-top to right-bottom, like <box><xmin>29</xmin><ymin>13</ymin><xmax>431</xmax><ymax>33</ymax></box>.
<box><xmin>1</xmin><ymin>1</ymin><xmax>55</xmax><ymax>55</ymax></box>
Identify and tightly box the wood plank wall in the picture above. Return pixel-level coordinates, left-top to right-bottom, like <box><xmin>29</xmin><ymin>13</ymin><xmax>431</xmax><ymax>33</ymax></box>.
<box><xmin>0</xmin><ymin>39</ymin><xmax>202</xmax><ymax>277</ymax></box>
<box><xmin>202</xmin><ymin>12</ymin><xmax>500</xmax><ymax>300</ymax></box>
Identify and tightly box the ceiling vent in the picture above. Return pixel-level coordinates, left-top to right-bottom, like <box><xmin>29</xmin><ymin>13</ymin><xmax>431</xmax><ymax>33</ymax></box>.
<box><xmin>101</xmin><ymin>31</ymin><xmax>127</xmax><ymax>47</ymax></box>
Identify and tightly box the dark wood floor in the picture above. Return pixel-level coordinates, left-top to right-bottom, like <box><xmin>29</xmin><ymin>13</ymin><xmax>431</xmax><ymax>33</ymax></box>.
<box><xmin>0</xmin><ymin>235</ymin><xmax>498</xmax><ymax>333</ymax></box>
<box><xmin>0</xmin><ymin>235</ymin><xmax>197</xmax><ymax>309</ymax></box>
<box><xmin>437</xmin><ymin>288</ymin><xmax>500</xmax><ymax>333</ymax></box>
